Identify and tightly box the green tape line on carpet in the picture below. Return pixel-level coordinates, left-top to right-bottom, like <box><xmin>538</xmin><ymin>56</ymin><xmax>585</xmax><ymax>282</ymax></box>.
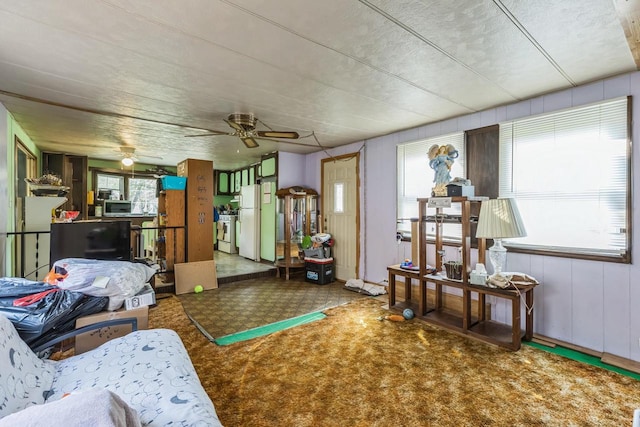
<box><xmin>214</xmin><ymin>311</ymin><xmax>327</xmax><ymax>346</ymax></box>
<box><xmin>525</xmin><ymin>341</ymin><xmax>640</xmax><ymax>380</ymax></box>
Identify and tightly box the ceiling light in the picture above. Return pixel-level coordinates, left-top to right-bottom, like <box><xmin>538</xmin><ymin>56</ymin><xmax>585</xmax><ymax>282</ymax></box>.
<box><xmin>121</xmin><ymin>157</ymin><xmax>134</xmax><ymax>166</ymax></box>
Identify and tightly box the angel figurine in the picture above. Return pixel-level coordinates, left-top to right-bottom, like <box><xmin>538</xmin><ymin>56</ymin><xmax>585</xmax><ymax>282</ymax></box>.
<box><xmin>428</xmin><ymin>144</ymin><xmax>459</xmax><ymax>196</ymax></box>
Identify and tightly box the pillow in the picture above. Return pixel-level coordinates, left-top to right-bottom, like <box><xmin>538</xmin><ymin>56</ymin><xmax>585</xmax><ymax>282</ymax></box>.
<box><xmin>0</xmin><ymin>388</ymin><xmax>141</xmax><ymax>427</ymax></box>
<box><xmin>0</xmin><ymin>313</ymin><xmax>56</xmax><ymax>418</ymax></box>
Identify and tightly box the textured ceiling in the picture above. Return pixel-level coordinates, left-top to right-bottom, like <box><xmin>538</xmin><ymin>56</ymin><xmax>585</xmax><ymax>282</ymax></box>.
<box><xmin>0</xmin><ymin>0</ymin><xmax>637</xmax><ymax>169</ymax></box>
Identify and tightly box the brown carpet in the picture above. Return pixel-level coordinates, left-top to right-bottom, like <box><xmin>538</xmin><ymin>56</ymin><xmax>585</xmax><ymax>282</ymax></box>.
<box><xmin>149</xmin><ymin>295</ymin><xmax>640</xmax><ymax>427</ymax></box>
<box><xmin>178</xmin><ymin>277</ymin><xmax>367</xmax><ymax>340</ymax></box>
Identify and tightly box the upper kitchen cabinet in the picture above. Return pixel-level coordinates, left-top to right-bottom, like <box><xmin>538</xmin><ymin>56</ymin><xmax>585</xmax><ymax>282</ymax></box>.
<box><xmin>259</xmin><ymin>154</ymin><xmax>277</xmax><ymax>178</ymax></box>
<box><xmin>42</xmin><ymin>152</ymin><xmax>88</xmax><ymax>219</ymax></box>
<box><xmin>216</xmin><ymin>170</ymin><xmax>231</xmax><ymax>195</ymax></box>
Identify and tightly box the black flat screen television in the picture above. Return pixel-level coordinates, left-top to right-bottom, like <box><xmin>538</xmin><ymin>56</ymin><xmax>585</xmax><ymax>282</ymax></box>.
<box><xmin>50</xmin><ymin>220</ymin><xmax>132</xmax><ymax>264</ymax></box>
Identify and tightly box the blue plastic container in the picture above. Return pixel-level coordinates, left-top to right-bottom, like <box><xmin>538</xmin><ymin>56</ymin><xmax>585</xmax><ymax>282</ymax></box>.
<box><xmin>161</xmin><ymin>176</ymin><xmax>187</xmax><ymax>190</ymax></box>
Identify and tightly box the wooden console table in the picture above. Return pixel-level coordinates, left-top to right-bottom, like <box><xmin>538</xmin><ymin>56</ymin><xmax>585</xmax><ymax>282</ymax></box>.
<box><xmin>387</xmin><ymin>265</ymin><xmax>537</xmax><ymax>351</ymax></box>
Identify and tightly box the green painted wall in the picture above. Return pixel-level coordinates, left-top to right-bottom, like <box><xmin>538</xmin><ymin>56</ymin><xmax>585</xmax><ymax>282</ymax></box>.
<box><xmin>260</xmin><ymin>181</ymin><xmax>276</xmax><ymax>261</ymax></box>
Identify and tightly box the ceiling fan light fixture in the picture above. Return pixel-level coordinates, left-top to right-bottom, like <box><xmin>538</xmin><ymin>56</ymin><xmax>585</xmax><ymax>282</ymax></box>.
<box><xmin>121</xmin><ymin>157</ymin><xmax>134</xmax><ymax>166</ymax></box>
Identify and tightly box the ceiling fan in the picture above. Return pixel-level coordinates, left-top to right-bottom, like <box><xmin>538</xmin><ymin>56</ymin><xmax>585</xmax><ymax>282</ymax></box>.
<box><xmin>117</xmin><ymin>146</ymin><xmax>162</xmax><ymax>166</ymax></box>
<box><xmin>186</xmin><ymin>113</ymin><xmax>300</xmax><ymax>148</ymax></box>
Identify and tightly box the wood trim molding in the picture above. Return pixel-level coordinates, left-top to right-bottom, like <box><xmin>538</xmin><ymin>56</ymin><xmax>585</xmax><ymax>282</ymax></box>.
<box><xmin>533</xmin><ymin>333</ymin><xmax>640</xmax><ymax>375</ymax></box>
<box><xmin>613</xmin><ymin>0</ymin><xmax>640</xmax><ymax>68</ymax></box>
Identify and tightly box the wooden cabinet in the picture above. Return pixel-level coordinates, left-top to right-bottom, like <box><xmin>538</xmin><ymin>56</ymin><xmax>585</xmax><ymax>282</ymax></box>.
<box><xmin>387</xmin><ymin>196</ymin><xmax>537</xmax><ymax>350</ymax></box>
<box><xmin>274</xmin><ymin>187</ymin><xmax>319</xmax><ymax>280</ymax></box>
<box><xmin>157</xmin><ymin>190</ymin><xmax>185</xmax><ymax>272</ymax></box>
<box><xmin>178</xmin><ymin>158</ymin><xmax>214</xmax><ymax>262</ymax></box>
<box><xmin>42</xmin><ymin>153</ymin><xmax>88</xmax><ymax>219</ymax></box>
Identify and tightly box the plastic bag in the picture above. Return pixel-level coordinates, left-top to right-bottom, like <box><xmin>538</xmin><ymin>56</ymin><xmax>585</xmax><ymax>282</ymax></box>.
<box><xmin>51</xmin><ymin>259</ymin><xmax>156</xmax><ymax>311</ymax></box>
<box><xmin>0</xmin><ymin>278</ymin><xmax>108</xmax><ymax>346</ymax></box>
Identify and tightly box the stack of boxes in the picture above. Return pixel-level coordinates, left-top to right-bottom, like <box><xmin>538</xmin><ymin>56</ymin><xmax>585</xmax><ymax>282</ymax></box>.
<box><xmin>74</xmin><ymin>285</ymin><xmax>156</xmax><ymax>354</ymax></box>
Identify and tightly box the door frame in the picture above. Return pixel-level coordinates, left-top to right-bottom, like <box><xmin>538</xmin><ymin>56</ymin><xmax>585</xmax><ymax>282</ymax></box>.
<box><xmin>321</xmin><ymin>152</ymin><xmax>361</xmax><ymax>279</ymax></box>
<box><xmin>14</xmin><ymin>137</ymin><xmax>37</xmax><ymax>276</ymax></box>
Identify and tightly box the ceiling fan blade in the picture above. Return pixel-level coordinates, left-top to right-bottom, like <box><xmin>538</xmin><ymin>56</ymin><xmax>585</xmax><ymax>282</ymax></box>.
<box><xmin>138</xmin><ymin>154</ymin><xmax>164</xmax><ymax>160</ymax></box>
<box><xmin>255</xmin><ymin>137</ymin><xmax>315</xmax><ymax>147</ymax></box>
<box><xmin>241</xmin><ymin>137</ymin><xmax>259</xmax><ymax>148</ymax></box>
<box><xmin>256</xmin><ymin>131</ymin><xmax>299</xmax><ymax>139</ymax></box>
<box><xmin>184</xmin><ymin>129</ymin><xmax>231</xmax><ymax>137</ymax></box>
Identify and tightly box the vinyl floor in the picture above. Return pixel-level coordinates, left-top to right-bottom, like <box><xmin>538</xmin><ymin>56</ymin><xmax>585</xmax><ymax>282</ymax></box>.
<box><xmin>178</xmin><ymin>252</ymin><xmax>368</xmax><ymax>339</ymax></box>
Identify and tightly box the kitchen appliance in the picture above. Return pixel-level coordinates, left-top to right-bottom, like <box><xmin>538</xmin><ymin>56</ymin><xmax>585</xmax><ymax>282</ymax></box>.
<box><xmin>217</xmin><ymin>214</ymin><xmax>237</xmax><ymax>254</ymax></box>
<box><xmin>238</xmin><ymin>184</ymin><xmax>261</xmax><ymax>261</ymax></box>
<box><xmin>103</xmin><ymin>200</ymin><xmax>132</xmax><ymax>216</ymax></box>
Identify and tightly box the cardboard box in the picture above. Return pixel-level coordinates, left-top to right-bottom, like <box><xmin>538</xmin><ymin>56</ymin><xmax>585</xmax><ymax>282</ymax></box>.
<box><xmin>174</xmin><ymin>259</ymin><xmax>217</xmax><ymax>295</ymax></box>
<box><xmin>75</xmin><ymin>306</ymin><xmax>149</xmax><ymax>354</ymax></box>
<box><xmin>124</xmin><ymin>283</ymin><xmax>156</xmax><ymax>310</ymax></box>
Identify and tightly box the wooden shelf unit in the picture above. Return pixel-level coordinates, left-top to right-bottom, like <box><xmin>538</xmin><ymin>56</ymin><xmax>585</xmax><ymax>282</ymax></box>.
<box><xmin>178</xmin><ymin>158</ymin><xmax>214</xmax><ymax>262</ymax></box>
<box><xmin>157</xmin><ymin>190</ymin><xmax>185</xmax><ymax>272</ymax></box>
<box><xmin>387</xmin><ymin>196</ymin><xmax>537</xmax><ymax>351</ymax></box>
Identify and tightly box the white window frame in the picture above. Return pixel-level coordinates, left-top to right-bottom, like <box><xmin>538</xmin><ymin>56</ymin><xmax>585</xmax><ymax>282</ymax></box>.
<box><xmin>498</xmin><ymin>96</ymin><xmax>631</xmax><ymax>262</ymax></box>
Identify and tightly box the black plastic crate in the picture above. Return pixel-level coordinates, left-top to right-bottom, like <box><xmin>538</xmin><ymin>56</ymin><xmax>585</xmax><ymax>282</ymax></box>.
<box><xmin>305</xmin><ymin>260</ymin><xmax>335</xmax><ymax>285</ymax></box>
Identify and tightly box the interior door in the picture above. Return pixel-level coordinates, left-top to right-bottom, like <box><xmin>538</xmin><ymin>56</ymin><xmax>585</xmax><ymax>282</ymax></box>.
<box><xmin>322</xmin><ymin>153</ymin><xmax>359</xmax><ymax>280</ymax></box>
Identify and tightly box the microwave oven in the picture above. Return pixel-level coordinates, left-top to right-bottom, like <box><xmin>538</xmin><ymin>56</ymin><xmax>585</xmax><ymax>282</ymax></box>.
<box><xmin>103</xmin><ymin>200</ymin><xmax>132</xmax><ymax>216</ymax></box>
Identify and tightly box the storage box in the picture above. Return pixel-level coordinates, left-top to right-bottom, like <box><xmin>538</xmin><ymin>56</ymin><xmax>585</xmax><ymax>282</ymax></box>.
<box><xmin>174</xmin><ymin>259</ymin><xmax>217</xmax><ymax>295</ymax></box>
<box><xmin>305</xmin><ymin>257</ymin><xmax>335</xmax><ymax>285</ymax></box>
<box><xmin>124</xmin><ymin>283</ymin><xmax>156</xmax><ymax>310</ymax></box>
<box><xmin>446</xmin><ymin>183</ymin><xmax>475</xmax><ymax>197</ymax></box>
<box><xmin>161</xmin><ymin>176</ymin><xmax>187</xmax><ymax>190</ymax></box>
<box><xmin>75</xmin><ymin>306</ymin><xmax>149</xmax><ymax>354</ymax></box>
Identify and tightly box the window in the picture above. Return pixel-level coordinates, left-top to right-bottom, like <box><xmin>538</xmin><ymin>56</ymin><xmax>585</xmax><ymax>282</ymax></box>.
<box><xmin>97</xmin><ymin>173</ymin><xmax>124</xmax><ymax>198</ymax></box>
<box><xmin>129</xmin><ymin>178</ymin><xmax>158</xmax><ymax>215</ymax></box>
<box><xmin>95</xmin><ymin>171</ymin><xmax>158</xmax><ymax>215</ymax></box>
<box><xmin>499</xmin><ymin>97</ymin><xmax>630</xmax><ymax>261</ymax></box>
<box><xmin>334</xmin><ymin>183</ymin><xmax>344</xmax><ymax>213</ymax></box>
<box><xmin>397</xmin><ymin>133</ymin><xmax>466</xmax><ymax>235</ymax></box>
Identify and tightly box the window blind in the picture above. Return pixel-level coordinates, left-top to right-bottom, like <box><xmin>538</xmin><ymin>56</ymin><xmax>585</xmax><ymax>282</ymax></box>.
<box><xmin>499</xmin><ymin>97</ymin><xmax>630</xmax><ymax>259</ymax></box>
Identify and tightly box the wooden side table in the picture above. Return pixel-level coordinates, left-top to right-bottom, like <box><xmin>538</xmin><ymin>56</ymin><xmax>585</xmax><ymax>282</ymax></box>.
<box><xmin>464</xmin><ymin>283</ymin><xmax>537</xmax><ymax>351</ymax></box>
<box><xmin>387</xmin><ymin>265</ymin><xmax>425</xmax><ymax>314</ymax></box>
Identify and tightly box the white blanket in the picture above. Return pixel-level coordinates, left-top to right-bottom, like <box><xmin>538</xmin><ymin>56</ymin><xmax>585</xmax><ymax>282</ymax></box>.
<box><xmin>0</xmin><ymin>388</ymin><xmax>141</xmax><ymax>427</ymax></box>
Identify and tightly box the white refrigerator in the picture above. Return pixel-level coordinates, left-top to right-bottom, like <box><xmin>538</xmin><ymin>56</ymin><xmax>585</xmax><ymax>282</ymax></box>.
<box><xmin>238</xmin><ymin>184</ymin><xmax>261</xmax><ymax>261</ymax></box>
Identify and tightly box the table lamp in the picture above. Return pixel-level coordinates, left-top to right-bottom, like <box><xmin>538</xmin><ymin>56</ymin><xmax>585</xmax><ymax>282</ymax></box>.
<box><xmin>475</xmin><ymin>198</ymin><xmax>526</xmax><ymax>277</ymax></box>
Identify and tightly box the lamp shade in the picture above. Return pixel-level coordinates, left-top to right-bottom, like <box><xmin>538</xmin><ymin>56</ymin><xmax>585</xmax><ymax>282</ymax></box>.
<box><xmin>476</xmin><ymin>198</ymin><xmax>527</xmax><ymax>239</ymax></box>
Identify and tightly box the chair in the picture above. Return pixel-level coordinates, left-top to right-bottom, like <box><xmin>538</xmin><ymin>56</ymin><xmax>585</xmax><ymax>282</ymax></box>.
<box><xmin>141</xmin><ymin>220</ymin><xmax>157</xmax><ymax>262</ymax></box>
